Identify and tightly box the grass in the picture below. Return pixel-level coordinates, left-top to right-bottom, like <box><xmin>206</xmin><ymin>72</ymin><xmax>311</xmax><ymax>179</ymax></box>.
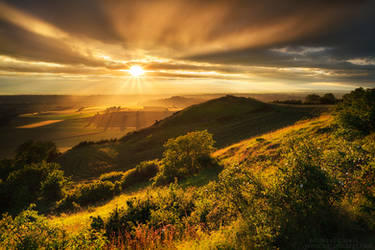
<box><xmin>214</xmin><ymin>115</ymin><xmax>333</xmax><ymax>165</ymax></box>
<box><xmin>50</xmin><ymin>181</ymin><xmax>151</xmax><ymax>233</ymax></box>
<box><xmin>60</xmin><ymin>96</ymin><xmax>329</xmax><ymax>179</ymax></box>
<box><xmin>52</xmin><ymin>114</ymin><xmax>331</xmax><ymax>234</ymax></box>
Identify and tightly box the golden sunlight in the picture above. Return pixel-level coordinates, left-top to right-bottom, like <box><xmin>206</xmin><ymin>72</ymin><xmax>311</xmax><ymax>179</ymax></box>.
<box><xmin>129</xmin><ymin>65</ymin><xmax>145</xmax><ymax>77</ymax></box>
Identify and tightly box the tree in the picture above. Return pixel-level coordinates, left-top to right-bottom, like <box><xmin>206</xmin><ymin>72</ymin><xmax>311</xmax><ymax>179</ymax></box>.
<box><xmin>40</xmin><ymin>168</ymin><xmax>69</xmax><ymax>204</ymax></box>
<box><xmin>304</xmin><ymin>94</ymin><xmax>321</xmax><ymax>104</ymax></box>
<box><xmin>153</xmin><ymin>130</ymin><xmax>215</xmax><ymax>185</ymax></box>
<box><xmin>335</xmin><ymin>87</ymin><xmax>375</xmax><ymax>134</ymax></box>
<box><xmin>15</xmin><ymin>140</ymin><xmax>59</xmax><ymax>165</ymax></box>
<box><xmin>3</xmin><ymin>161</ymin><xmax>69</xmax><ymax>214</ymax></box>
<box><xmin>321</xmin><ymin>93</ymin><xmax>337</xmax><ymax>104</ymax></box>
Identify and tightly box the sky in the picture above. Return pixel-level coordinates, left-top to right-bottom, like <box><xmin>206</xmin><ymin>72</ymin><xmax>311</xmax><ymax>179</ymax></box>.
<box><xmin>0</xmin><ymin>0</ymin><xmax>374</xmax><ymax>95</ymax></box>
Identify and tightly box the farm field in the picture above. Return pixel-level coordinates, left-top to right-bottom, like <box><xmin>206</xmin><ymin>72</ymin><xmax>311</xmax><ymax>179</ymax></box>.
<box><xmin>0</xmin><ymin>107</ymin><xmax>132</xmax><ymax>158</ymax></box>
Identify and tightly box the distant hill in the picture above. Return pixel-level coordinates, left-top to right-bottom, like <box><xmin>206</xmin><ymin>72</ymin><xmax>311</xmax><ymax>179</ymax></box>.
<box><xmin>141</xmin><ymin>96</ymin><xmax>205</xmax><ymax>108</ymax></box>
<box><xmin>59</xmin><ymin>95</ymin><xmax>328</xmax><ymax>179</ymax></box>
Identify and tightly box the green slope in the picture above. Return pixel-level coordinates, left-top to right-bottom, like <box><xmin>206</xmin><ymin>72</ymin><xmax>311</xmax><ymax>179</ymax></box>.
<box><xmin>59</xmin><ymin>95</ymin><xmax>327</xmax><ymax>179</ymax></box>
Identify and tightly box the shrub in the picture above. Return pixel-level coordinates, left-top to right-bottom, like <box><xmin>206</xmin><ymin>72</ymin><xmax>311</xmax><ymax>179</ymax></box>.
<box><xmin>75</xmin><ymin>181</ymin><xmax>117</xmax><ymax>206</ymax></box>
<box><xmin>15</xmin><ymin>140</ymin><xmax>59</xmax><ymax>165</ymax></box>
<box><xmin>335</xmin><ymin>87</ymin><xmax>375</xmax><ymax>134</ymax></box>
<box><xmin>55</xmin><ymin>180</ymin><xmax>122</xmax><ymax>212</ymax></box>
<box><xmin>91</xmin><ymin>183</ymin><xmax>196</xmax><ymax>241</ymax></box>
<box><xmin>2</xmin><ymin>161</ymin><xmax>69</xmax><ymax>214</ymax></box>
<box><xmin>0</xmin><ymin>207</ymin><xmax>108</xmax><ymax>249</ymax></box>
<box><xmin>40</xmin><ymin>169</ymin><xmax>70</xmax><ymax>204</ymax></box>
<box><xmin>0</xmin><ymin>207</ymin><xmax>68</xmax><ymax>249</ymax></box>
<box><xmin>153</xmin><ymin>130</ymin><xmax>215</xmax><ymax>185</ymax></box>
<box><xmin>121</xmin><ymin>160</ymin><xmax>159</xmax><ymax>188</ymax></box>
<box><xmin>100</xmin><ymin>171</ymin><xmax>124</xmax><ymax>183</ymax></box>
<box><xmin>271</xmin><ymin>139</ymin><xmax>336</xmax><ymax>249</ymax></box>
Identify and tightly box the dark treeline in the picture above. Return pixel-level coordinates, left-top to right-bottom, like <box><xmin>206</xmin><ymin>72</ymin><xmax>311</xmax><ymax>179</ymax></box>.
<box><xmin>273</xmin><ymin>92</ymin><xmax>338</xmax><ymax>105</ymax></box>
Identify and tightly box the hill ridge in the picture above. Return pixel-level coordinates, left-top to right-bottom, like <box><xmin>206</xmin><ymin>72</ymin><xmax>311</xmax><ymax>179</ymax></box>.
<box><xmin>59</xmin><ymin>95</ymin><xmax>327</xmax><ymax>179</ymax></box>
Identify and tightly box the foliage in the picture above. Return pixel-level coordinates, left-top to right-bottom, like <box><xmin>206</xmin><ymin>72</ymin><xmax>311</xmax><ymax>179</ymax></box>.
<box><xmin>321</xmin><ymin>93</ymin><xmax>337</xmax><ymax>104</ymax></box>
<box><xmin>153</xmin><ymin>130</ymin><xmax>215</xmax><ymax>185</ymax></box>
<box><xmin>90</xmin><ymin>183</ymin><xmax>200</xmax><ymax>247</ymax></box>
<box><xmin>15</xmin><ymin>140</ymin><xmax>60</xmax><ymax>165</ymax></box>
<box><xmin>0</xmin><ymin>161</ymin><xmax>70</xmax><ymax>215</ymax></box>
<box><xmin>40</xmin><ymin>168</ymin><xmax>69</xmax><ymax>204</ymax></box>
<box><xmin>100</xmin><ymin>171</ymin><xmax>124</xmax><ymax>183</ymax></box>
<box><xmin>3</xmin><ymin>96</ymin><xmax>375</xmax><ymax>249</ymax></box>
<box><xmin>0</xmin><ymin>207</ymin><xmax>108</xmax><ymax>249</ymax></box>
<box><xmin>335</xmin><ymin>87</ymin><xmax>375</xmax><ymax>134</ymax></box>
<box><xmin>304</xmin><ymin>93</ymin><xmax>337</xmax><ymax>104</ymax></box>
<box><xmin>274</xmin><ymin>93</ymin><xmax>337</xmax><ymax>105</ymax></box>
<box><xmin>0</xmin><ymin>208</ymin><xmax>68</xmax><ymax>249</ymax></box>
<box><xmin>121</xmin><ymin>160</ymin><xmax>159</xmax><ymax>188</ymax></box>
<box><xmin>56</xmin><ymin>180</ymin><xmax>121</xmax><ymax>211</ymax></box>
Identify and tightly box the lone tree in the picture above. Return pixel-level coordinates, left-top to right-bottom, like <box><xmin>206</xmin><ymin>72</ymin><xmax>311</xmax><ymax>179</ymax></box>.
<box><xmin>335</xmin><ymin>87</ymin><xmax>375</xmax><ymax>134</ymax></box>
<box><xmin>153</xmin><ymin>130</ymin><xmax>215</xmax><ymax>185</ymax></box>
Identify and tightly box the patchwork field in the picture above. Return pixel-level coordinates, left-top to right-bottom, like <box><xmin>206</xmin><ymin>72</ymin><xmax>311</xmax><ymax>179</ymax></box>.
<box><xmin>0</xmin><ymin>105</ymin><xmax>176</xmax><ymax>158</ymax></box>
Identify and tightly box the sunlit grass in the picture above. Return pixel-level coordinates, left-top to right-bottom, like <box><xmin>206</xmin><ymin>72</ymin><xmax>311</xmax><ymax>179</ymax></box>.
<box><xmin>214</xmin><ymin>114</ymin><xmax>332</xmax><ymax>165</ymax></box>
<box><xmin>51</xmin><ymin>114</ymin><xmax>333</xmax><ymax>234</ymax></box>
<box><xmin>50</xmin><ymin>184</ymin><xmax>149</xmax><ymax>233</ymax></box>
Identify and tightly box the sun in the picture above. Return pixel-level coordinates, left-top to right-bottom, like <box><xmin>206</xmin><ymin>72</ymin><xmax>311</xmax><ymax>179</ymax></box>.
<box><xmin>129</xmin><ymin>65</ymin><xmax>145</xmax><ymax>77</ymax></box>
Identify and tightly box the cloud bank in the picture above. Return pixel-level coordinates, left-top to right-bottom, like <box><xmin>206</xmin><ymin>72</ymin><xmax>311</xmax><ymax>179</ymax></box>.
<box><xmin>0</xmin><ymin>0</ymin><xmax>374</xmax><ymax>94</ymax></box>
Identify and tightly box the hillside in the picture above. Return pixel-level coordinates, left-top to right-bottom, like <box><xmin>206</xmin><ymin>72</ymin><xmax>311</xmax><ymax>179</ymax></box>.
<box><xmin>51</xmin><ymin>115</ymin><xmax>332</xmax><ymax>233</ymax></box>
<box><xmin>141</xmin><ymin>95</ymin><xmax>205</xmax><ymax>108</ymax></box>
<box><xmin>59</xmin><ymin>95</ymin><xmax>328</xmax><ymax>179</ymax></box>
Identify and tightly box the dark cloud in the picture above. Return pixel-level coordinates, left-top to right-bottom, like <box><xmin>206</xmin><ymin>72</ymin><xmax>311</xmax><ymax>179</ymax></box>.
<box><xmin>2</xmin><ymin>0</ymin><xmax>122</xmax><ymax>43</ymax></box>
<box><xmin>185</xmin><ymin>0</ymin><xmax>375</xmax><ymax>72</ymax></box>
<box><xmin>0</xmin><ymin>20</ymin><xmax>105</xmax><ymax>67</ymax></box>
<box><xmin>0</xmin><ymin>0</ymin><xmax>374</xmax><ymax>91</ymax></box>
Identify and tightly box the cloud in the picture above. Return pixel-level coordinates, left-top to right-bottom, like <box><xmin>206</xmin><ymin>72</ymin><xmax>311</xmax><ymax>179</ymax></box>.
<box><xmin>347</xmin><ymin>58</ymin><xmax>375</xmax><ymax>66</ymax></box>
<box><xmin>0</xmin><ymin>0</ymin><xmax>374</xmax><ymax>94</ymax></box>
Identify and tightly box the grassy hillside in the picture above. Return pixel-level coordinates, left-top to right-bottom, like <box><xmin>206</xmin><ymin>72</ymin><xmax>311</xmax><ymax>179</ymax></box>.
<box><xmin>48</xmin><ymin>114</ymin><xmax>374</xmax><ymax>249</ymax></box>
<box><xmin>59</xmin><ymin>95</ymin><xmax>327</xmax><ymax>179</ymax></box>
<box><xmin>214</xmin><ymin>115</ymin><xmax>333</xmax><ymax>166</ymax></box>
<box><xmin>3</xmin><ymin>89</ymin><xmax>374</xmax><ymax>249</ymax></box>
<box><xmin>51</xmin><ymin>116</ymin><xmax>329</xmax><ymax>233</ymax></box>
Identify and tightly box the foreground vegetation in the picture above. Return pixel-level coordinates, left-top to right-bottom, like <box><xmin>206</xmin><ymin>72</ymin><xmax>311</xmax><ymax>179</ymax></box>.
<box><xmin>1</xmin><ymin>88</ymin><xmax>375</xmax><ymax>249</ymax></box>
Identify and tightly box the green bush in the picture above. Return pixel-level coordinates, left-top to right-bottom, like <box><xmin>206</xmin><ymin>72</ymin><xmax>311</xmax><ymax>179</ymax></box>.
<box><xmin>271</xmin><ymin>138</ymin><xmax>336</xmax><ymax>249</ymax></box>
<box><xmin>75</xmin><ymin>181</ymin><xmax>117</xmax><ymax>206</ymax></box>
<box><xmin>55</xmin><ymin>180</ymin><xmax>122</xmax><ymax>212</ymax></box>
<box><xmin>40</xmin><ymin>169</ymin><xmax>69</xmax><ymax>204</ymax></box>
<box><xmin>335</xmin><ymin>87</ymin><xmax>375</xmax><ymax>134</ymax></box>
<box><xmin>0</xmin><ymin>207</ymin><xmax>108</xmax><ymax>249</ymax></box>
<box><xmin>0</xmin><ymin>208</ymin><xmax>67</xmax><ymax>249</ymax></box>
<box><xmin>91</xmin><ymin>183</ymin><xmax>196</xmax><ymax>240</ymax></box>
<box><xmin>153</xmin><ymin>130</ymin><xmax>216</xmax><ymax>185</ymax></box>
<box><xmin>1</xmin><ymin>161</ymin><xmax>69</xmax><ymax>215</ymax></box>
<box><xmin>121</xmin><ymin>160</ymin><xmax>159</xmax><ymax>188</ymax></box>
<box><xmin>15</xmin><ymin>140</ymin><xmax>60</xmax><ymax>166</ymax></box>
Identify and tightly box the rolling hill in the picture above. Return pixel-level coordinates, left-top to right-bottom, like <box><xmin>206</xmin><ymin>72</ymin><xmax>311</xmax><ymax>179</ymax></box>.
<box><xmin>59</xmin><ymin>95</ymin><xmax>328</xmax><ymax>179</ymax></box>
<box><xmin>52</xmin><ymin>114</ymin><xmax>332</xmax><ymax>234</ymax></box>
